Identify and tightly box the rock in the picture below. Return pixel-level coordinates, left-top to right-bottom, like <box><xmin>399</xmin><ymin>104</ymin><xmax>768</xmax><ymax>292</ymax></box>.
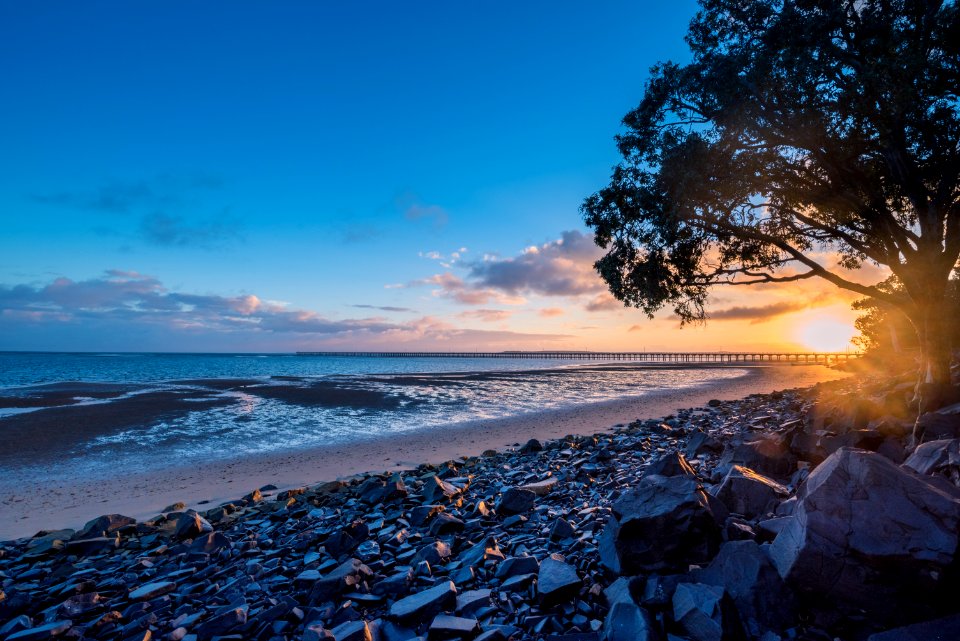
<box><xmin>330</xmin><ymin>619</ymin><xmax>373</xmax><ymax>641</ymax></box>
<box><xmin>866</xmin><ymin>613</ymin><xmax>960</xmax><ymax>640</ymax></box>
<box><xmin>429</xmin><ymin>614</ymin><xmax>480</xmax><ymax>638</ymax></box>
<box><xmin>708</xmin><ymin>399</ymin><xmax>723</xmax><ymax>407</ymax></box>
<box><xmin>310</xmin><ymin>558</ymin><xmax>372</xmax><ymax>603</ymax></box>
<box><xmin>602</xmin><ymin>474</ymin><xmax>725</xmax><ymax>574</ymax></box>
<box><xmin>647</xmin><ymin>452</ymin><xmax>698</xmax><ymax>478</ymax></box>
<box><xmin>389</xmin><ymin>581</ymin><xmax>457</xmax><ymax>624</ymax></box>
<box><xmin>903</xmin><ymin>439</ymin><xmax>960</xmax><ymax>477</ymax></box>
<box><xmin>422</xmin><ymin>475</ymin><xmax>461</xmax><ymax>503</ymax></box>
<box><xmin>713</xmin><ymin>466</ymin><xmax>789</xmax><ymax>518</ymax></box>
<box><xmin>456</xmin><ymin>589</ymin><xmax>492</xmax><ymax>617</ymax></box>
<box><xmin>719</xmin><ymin>436</ymin><xmax>796</xmax><ymax>478</ymax></box>
<box><xmin>520</xmin><ymin>439</ymin><xmax>544</xmax><ymax>453</ymax></box>
<box><xmin>672</xmin><ymin>583</ymin><xmax>741</xmax><ymax>641</ymax></box>
<box><xmin>768</xmin><ymin>448</ymin><xmax>960</xmax><ymax>621</ymax></box>
<box><xmin>129</xmin><ymin>581</ymin><xmax>177</xmax><ymax>600</ymax></box>
<box><xmin>601</xmin><ymin>602</ymin><xmax>659</xmax><ymax>641</ymax></box>
<box><xmin>914</xmin><ymin>404</ymin><xmax>960</xmax><ymax>442</ymax></box>
<box><xmin>537</xmin><ymin>553</ymin><xmax>581</xmax><ymax>607</ymax></box>
<box><xmin>695</xmin><ymin>540</ymin><xmax>794</xmax><ymax>637</ymax></box>
<box><xmin>498</xmin><ymin>487</ymin><xmax>536</xmax><ymax>515</ymax></box>
<box><xmin>430</xmin><ymin>512</ymin><xmax>466</xmax><ymax>535</ymax></box>
<box><xmin>415</xmin><ymin>541</ymin><xmax>452</xmax><ymax>565</ymax></box>
<box><xmin>685</xmin><ymin>434</ymin><xmax>723</xmax><ymax>459</ymax></box>
<box><xmin>64</xmin><ymin>536</ymin><xmax>118</xmax><ymax>556</ymax></box>
<box><xmin>170</xmin><ymin>511</ymin><xmax>213</xmax><ymax>540</ymax></box>
<box><xmin>196</xmin><ymin>607</ymin><xmax>247</xmax><ymax>637</ymax></box>
<box><xmin>6</xmin><ymin>621</ymin><xmax>73</xmax><ymax>640</ymax></box>
<box><xmin>162</xmin><ymin>501</ymin><xmax>186</xmax><ymax>512</ymax></box>
<box><xmin>549</xmin><ymin>518</ymin><xmax>576</xmax><ymax>540</ymax></box>
<box><xmin>73</xmin><ymin>514</ymin><xmax>135</xmax><ymax>539</ymax></box>
<box><xmin>190</xmin><ymin>531</ymin><xmax>231</xmax><ymax>554</ymax></box>
<box><xmin>496</xmin><ymin>555</ymin><xmax>540</xmax><ymax>579</ymax></box>
<box><xmin>518</xmin><ymin>477</ymin><xmax>558</xmax><ymax>496</ymax></box>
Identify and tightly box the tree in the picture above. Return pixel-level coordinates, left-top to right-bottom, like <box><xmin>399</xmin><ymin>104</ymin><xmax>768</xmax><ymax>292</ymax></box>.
<box><xmin>583</xmin><ymin>0</ymin><xmax>960</xmax><ymax>405</ymax></box>
<box><xmin>852</xmin><ymin>274</ymin><xmax>960</xmax><ymax>355</ymax></box>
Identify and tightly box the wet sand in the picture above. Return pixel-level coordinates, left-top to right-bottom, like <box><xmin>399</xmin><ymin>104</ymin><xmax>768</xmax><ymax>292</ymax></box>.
<box><xmin>0</xmin><ymin>364</ymin><xmax>847</xmax><ymax>540</ymax></box>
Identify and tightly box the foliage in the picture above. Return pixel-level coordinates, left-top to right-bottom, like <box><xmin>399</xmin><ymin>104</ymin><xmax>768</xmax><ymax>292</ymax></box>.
<box><xmin>853</xmin><ymin>275</ymin><xmax>960</xmax><ymax>353</ymax></box>
<box><xmin>581</xmin><ymin>0</ymin><xmax>960</xmax><ymax>370</ymax></box>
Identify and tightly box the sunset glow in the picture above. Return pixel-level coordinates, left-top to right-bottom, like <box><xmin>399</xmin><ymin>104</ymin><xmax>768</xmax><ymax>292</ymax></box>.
<box><xmin>795</xmin><ymin>317</ymin><xmax>857</xmax><ymax>353</ymax></box>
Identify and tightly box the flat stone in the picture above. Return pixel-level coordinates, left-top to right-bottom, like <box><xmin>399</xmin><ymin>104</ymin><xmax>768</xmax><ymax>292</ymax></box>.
<box><xmin>329</xmin><ymin>619</ymin><xmax>372</xmax><ymax>641</ymax></box>
<box><xmin>129</xmin><ymin>581</ymin><xmax>177</xmax><ymax>600</ymax></box>
<box><xmin>537</xmin><ymin>553</ymin><xmax>581</xmax><ymax>607</ymax></box>
<box><xmin>389</xmin><ymin>581</ymin><xmax>457</xmax><ymax>624</ymax></box>
<box><xmin>601</xmin><ymin>601</ymin><xmax>657</xmax><ymax>641</ymax></box>
<box><xmin>429</xmin><ymin>614</ymin><xmax>480</xmax><ymax>638</ymax></box>
<box><xmin>518</xmin><ymin>477</ymin><xmax>558</xmax><ymax>496</ymax></box>
<box><xmin>496</xmin><ymin>555</ymin><xmax>540</xmax><ymax>579</ymax></box>
<box><xmin>6</xmin><ymin>621</ymin><xmax>73</xmax><ymax>640</ymax></box>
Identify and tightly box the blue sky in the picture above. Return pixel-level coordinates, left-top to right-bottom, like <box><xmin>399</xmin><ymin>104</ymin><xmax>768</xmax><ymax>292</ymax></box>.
<box><xmin>0</xmin><ymin>1</ymin><xmax>862</xmax><ymax>352</ymax></box>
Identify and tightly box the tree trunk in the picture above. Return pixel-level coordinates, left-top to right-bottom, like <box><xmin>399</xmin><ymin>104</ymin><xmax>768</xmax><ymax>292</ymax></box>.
<box><xmin>911</xmin><ymin>300</ymin><xmax>954</xmax><ymax>417</ymax></box>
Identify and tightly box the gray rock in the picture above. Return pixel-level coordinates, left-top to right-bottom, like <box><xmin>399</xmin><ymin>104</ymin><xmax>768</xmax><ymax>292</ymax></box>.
<box><xmin>389</xmin><ymin>581</ymin><xmax>457</xmax><ymax>624</ymax></box>
<box><xmin>520</xmin><ymin>439</ymin><xmax>543</xmax><ymax>453</ymax></box>
<box><xmin>769</xmin><ymin>448</ymin><xmax>960</xmax><ymax>621</ymax></box>
<box><xmin>129</xmin><ymin>581</ymin><xmax>177</xmax><ymax>600</ymax></box>
<box><xmin>429</xmin><ymin>614</ymin><xmax>480</xmax><ymax>638</ymax></box>
<box><xmin>456</xmin><ymin>589</ymin><xmax>492</xmax><ymax>617</ymax></box>
<box><xmin>695</xmin><ymin>540</ymin><xmax>794</xmax><ymax>637</ymax></box>
<box><xmin>496</xmin><ymin>555</ymin><xmax>539</xmax><ymax>579</ymax></box>
<box><xmin>713</xmin><ymin>466</ymin><xmax>789</xmax><ymax>518</ymax></box>
<box><xmin>672</xmin><ymin>583</ymin><xmax>741</xmax><ymax>641</ymax></box>
<box><xmin>518</xmin><ymin>477</ymin><xmax>558</xmax><ymax>496</ymax></box>
<box><xmin>647</xmin><ymin>452</ymin><xmax>698</xmax><ymax>478</ymax></box>
<box><xmin>601</xmin><ymin>601</ymin><xmax>659</xmax><ymax>641</ymax></box>
<box><xmin>73</xmin><ymin>513</ymin><xmax>135</xmax><ymax>540</ymax></box>
<box><xmin>602</xmin><ymin>474</ymin><xmax>725</xmax><ymax>574</ymax></box>
<box><xmin>719</xmin><ymin>437</ymin><xmax>796</xmax><ymax>478</ymax></box>
<box><xmin>6</xmin><ymin>621</ymin><xmax>73</xmax><ymax>641</ymax></box>
<box><xmin>329</xmin><ymin>619</ymin><xmax>373</xmax><ymax>641</ymax></box>
<box><xmin>498</xmin><ymin>488</ymin><xmax>536</xmax><ymax>515</ymax></box>
<box><xmin>914</xmin><ymin>404</ymin><xmax>960</xmax><ymax>442</ymax></box>
<box><xmin>903</xmin><ymin>439</ymin><xmax>960</xmax><ymax>476</ymax></box>
<box><xmin>537</xmin><ymin>553</ymin><xmax>581</xmax><ymax>607</ymax></box>
<box><xmin>309</xmin><ymin>558</ymin><xmax>372</xmax><ymax>604</ymax></box>
<box><xmin>196</xmin><ymin>607</ymin><xmax>247</xmax><ymax>637</ymax></box>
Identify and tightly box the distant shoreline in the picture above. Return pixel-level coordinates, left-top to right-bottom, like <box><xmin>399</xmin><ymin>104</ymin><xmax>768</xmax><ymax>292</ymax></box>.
<box><xmin>0</xmin><ymin>363</ymin><xmax>847</xmax><ymax>541</ymax></box>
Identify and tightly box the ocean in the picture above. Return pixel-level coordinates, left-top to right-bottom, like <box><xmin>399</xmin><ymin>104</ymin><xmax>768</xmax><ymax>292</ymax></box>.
<box><xmin>0</xmin><ymin>352</ymin><xmax>750</xmax><ymax>478</ymax></box>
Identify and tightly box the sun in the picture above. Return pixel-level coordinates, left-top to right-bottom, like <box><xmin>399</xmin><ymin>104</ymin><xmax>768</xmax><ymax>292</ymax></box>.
<box><xmin>796</xmin><ymin>317</ymin><xmax>857</xmax><ymax>352</ymax></box>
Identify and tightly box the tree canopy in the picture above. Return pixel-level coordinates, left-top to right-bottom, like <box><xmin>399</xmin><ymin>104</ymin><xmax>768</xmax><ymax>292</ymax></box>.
<box><xmin>583</xmin><ymin>0</ymin><xmax>960</xmax><ymax>387</ymax></box>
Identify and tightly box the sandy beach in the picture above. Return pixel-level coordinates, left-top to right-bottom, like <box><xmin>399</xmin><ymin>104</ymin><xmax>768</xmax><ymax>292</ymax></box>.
<box><xmin>0</xmin><ymin>364</ymin><xmax>846</xmax><ymax>540</ymax></box>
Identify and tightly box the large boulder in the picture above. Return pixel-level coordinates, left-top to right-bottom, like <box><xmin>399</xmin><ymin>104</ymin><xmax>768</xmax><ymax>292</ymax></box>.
<box><xmin>903</xmin><ymin>439</ymin><xmax>960</xmax><ymax>477</ymax></box>
<box><xmin>866</xmin><ymin>613</ymin><xmax>960</xmax><ymax>641</ymax></box>
<box><xmin>600</xmin><ymin>474</ymin><xmax>726</xmax><ymax>575</ymax></box>
<box><xmin>602</xmin><ymin>601</ymin><xmax>660</xmax><ymax>641</ymax></box>
<box><xmin>768</xmin><ymin>448</ymin><xmax>960</xmax><ymax>622</ymax></box>
<box><xmin>913</xmin><ymin>403</ymin><xmax>960</xmax><ymax>443</ymax></box>
<box><xmin>713</xmin><ymin>466</ymin><xmax>789</xmax><ymax>519</ymax></box>
<box><xmin>73</xmin><ymin>514</ymin><xmax>136</xmax><ymax>540</ymax></box>
<box><xmin>718</xmin><ymin>436</ymin><xmax>796</xmax><ymax>479</ymax></box>
<box><xmin>694</xmin><ymin>540</ymin><xmax>795</xmax><ymax>638</ymax></box>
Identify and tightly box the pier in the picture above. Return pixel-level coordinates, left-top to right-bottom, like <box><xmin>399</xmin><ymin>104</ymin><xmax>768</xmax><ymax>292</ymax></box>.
<box><xmin>296</xmin><ymin>351</ymin><xmax>859</xmax><ymax>364</ymax></box>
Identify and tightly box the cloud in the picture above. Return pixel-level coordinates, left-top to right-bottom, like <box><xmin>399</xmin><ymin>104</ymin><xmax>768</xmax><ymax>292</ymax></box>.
<box><xmin>0</xmin><ymin>272</ymin><xmax>570</xmax><ymax>351</ymax></box>
<box><xmin>395</xmin><ymin>192</ymin><xmax>449</xmax><ymax>228</ymax></box>
<box><xmin>467</xmin><ymin>230</ymin><xmax>605</xmax><ymax>297</ymax></box>
<box><xmin>403</xmin><ymin>273</ymin><xmax>525</xmax><ymax>306</ymax></box>
<box><xmin>139</xmin><ymin>212</ymin><xmax>243</xmax><ymax>248</ymax></box>
<box><xmin>585</xmin><ymin>293</ymin><xmax>623</xmax><ymax>313</ymax></box>
<box><xmin>538</xmin><ymin>307</ymin><xmax>565</xmax><ymax>317</ymax></box>
<box><xmin>351</xmin><ymin>304</ymin><xmax>415</xmax><ymax>313</ymax></box>
<box><xmin>708</xmin><ymin>301</ymin><xmax>810</xmax><ymax>323</ymax></box>
<box><xmin>628</xmin><ymin>324</ymin><xmax>644</xmax><ymax>332</ymax></box>
<box><xmin>457</xmin><ymin>309</ymin><xmax>513</xmax><ymax>322</ymax></box>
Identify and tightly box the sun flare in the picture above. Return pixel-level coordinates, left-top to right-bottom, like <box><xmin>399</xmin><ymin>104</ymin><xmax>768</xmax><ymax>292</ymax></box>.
<box><xmin>797</xmin><ymin>317</ymin><xmax>856</xmax><ymax>352</ymax></box>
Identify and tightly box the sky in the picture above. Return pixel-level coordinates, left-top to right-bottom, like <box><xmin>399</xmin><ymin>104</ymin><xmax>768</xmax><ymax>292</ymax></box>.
<box><xmin>0</xmin><ymin>1</ymin><xmax>871</xmax><ymax>353</ymax></box>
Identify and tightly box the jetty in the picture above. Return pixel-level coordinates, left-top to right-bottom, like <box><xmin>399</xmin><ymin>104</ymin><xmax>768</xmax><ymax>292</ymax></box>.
<box><xmin>296</xmin><ymin>351</ymin><xmax>859</xmax><ymax>363</ymax></box>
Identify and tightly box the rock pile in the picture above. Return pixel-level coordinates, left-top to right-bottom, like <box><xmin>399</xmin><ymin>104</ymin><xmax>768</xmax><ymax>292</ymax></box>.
<box><xmin>2</xmin><ymin>371</ymin><xmax>960</xmax><ymax>640</ymax></box>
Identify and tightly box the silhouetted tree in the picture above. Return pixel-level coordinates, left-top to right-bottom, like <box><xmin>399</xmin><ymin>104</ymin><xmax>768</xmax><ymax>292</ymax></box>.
<box><xmin>583</xmin><ymin>0</ymin><xmax>960</xmax><ymax>405</ymax></box>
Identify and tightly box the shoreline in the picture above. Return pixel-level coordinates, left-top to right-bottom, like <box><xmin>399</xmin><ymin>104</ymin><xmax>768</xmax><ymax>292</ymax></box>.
<box><xmin>0</xmin><ymin>363</ymin><xmax>847</xmax><ymax>541</ymax></box>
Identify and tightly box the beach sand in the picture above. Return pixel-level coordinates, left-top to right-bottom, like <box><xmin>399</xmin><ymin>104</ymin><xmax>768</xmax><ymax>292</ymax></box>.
<box><xmin>0</xmin><ymin>364</ymin><xmax>847</xmax><ymax>540</ymax></box>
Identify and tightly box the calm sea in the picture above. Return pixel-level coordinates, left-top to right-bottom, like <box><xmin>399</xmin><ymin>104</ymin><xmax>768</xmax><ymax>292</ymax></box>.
<box><xmin>0</xmin><ymin>352</ymin><xmax>749</xmax><ymax>476</ymax></box>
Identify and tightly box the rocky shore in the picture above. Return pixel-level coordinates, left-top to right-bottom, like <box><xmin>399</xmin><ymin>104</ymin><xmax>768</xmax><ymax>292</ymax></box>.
<box><xmin>2</xmin><ymin>370</ymin><xmax>960</xmax><ymax>641</ymax></box>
